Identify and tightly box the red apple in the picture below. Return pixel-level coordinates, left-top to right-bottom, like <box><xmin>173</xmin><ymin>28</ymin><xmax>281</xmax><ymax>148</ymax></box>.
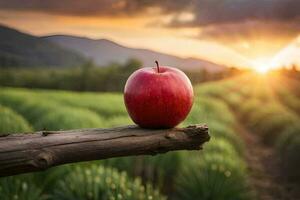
<box><xmin>124</xmin><ymin>61</ymin><xmax>193</xmax><ymax>128</ymax></box>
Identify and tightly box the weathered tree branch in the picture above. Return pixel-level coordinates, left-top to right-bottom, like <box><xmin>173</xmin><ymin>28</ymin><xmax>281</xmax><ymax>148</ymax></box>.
<box><xmin>0</xmin><ymin>124</ymin><xmax>209</xmax><ymax>177</ymax></box>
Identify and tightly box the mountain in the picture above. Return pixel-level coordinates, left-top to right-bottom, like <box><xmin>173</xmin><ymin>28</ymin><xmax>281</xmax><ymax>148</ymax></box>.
<box><xmin>0</xmin><ymin>25</ymin><xmax>86</xmax><ymax>68</ymax></box>
<box><xmin>44</xmin><ymin>35</ymin><xmax>225</xmax><ymax>72</ymax></box>
<box><xmin>0</xmin><ymin>24</ymin><xmax>225</xmax><ymax>71</ymax></box>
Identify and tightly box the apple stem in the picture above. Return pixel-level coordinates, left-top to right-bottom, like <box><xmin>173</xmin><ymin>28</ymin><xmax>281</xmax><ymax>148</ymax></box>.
<box><xmin>155</xmin><ymin>60</ymin><xmax>160</xmax><ymax>73</ymax></box>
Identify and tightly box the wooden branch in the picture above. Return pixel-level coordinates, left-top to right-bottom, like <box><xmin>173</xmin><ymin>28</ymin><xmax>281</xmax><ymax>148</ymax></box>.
<box><xmin>0</xmin><ymin>124</ymin><xmax>209</xmax><ymax>177</ymax></box>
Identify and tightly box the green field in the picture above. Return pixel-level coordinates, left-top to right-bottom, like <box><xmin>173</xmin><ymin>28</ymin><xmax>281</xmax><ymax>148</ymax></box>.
<box><xmin>0</xmin><ymin>73</ymin><xmax>299</xmax><ymax>199</ymax></box>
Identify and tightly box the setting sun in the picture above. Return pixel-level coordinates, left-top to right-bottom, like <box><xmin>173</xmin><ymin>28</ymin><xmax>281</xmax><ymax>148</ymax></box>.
<box><xmin>254</xmin><ymin>66</ymin><xmax>270</xmax><ymax>74</ymax></box>
<box><xmin>251</xmin><ymin>57</ymin><xmax>273</xmax><ymax>74</ymax></box>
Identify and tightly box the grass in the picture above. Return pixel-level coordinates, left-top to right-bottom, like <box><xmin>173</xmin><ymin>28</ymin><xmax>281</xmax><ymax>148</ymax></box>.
<box><xmin>213</xmin><ymin>75</ymin><xmax>300</xmax><ymax>183</ymax></box>
<box><xmin>276</xmin><ymin>124</ymin><xmax>300</xmax><ymax>182</ymax></box>
<box><xmin>0</xmin><ymin>85</ymin><xmax>251</xmax><ymax>199</ymax></box>
<box><xmin>0</xmin><ymin>176</ymin><xmax>46</xmax><ymax>200</ymax></box>
<box><xmin>1</xmin><ymin>73</ymin><xmax>299</xmax><ymax>198</ymax></box>
<box><xmin>175</xmin><ymin>153</ymin><xmax>249</xmax><ymax>200</ymax></box>
<box><xmin>179</xmin><ymin>86</ymin><xmax>251</xmax><ymax>200</ymax></box>
<box><xmin>50</xmin><ymin>164</ymin><xmax>166</xmax><ymax>200</ymax></box>
<box><xmin>34</xmin><ymin>107</ymin><xmax>105</xmax><ymax>130</ymax></box>
<box><xmin>0</xmin><ymin>105</ymin><xmax>32</xmax><ymax>134</ymax></box>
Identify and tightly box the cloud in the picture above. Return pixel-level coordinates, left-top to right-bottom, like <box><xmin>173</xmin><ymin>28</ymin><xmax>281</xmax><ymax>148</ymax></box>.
<box><xmin>0</xmin><ymin>0</ymin><xmax>299</xmax><ymax>23</ymax></box>
<box><xmin>166</xmin><ymin>0</ymin><xmax>300</xmax><ymax>27</ymax></box>
<box><xmin>161</xmin><ymin>0</ymin><xmax>300</xmax><ymax>58</ymax></box>
<box><xmin>194</xmin><ymin>20</ymin><xmax>300</xmax><ymax>59</ymax></box>
<box><xmin>198</xmin><ymin>20</ymin><xmax>300</xmax><ymax>43</ymax></box>
<box><xmin>1</xmin><ymin>0</ymin><xmax>300</xmax><ymax>56</ymax></box>
<box><xmin>1</xmin><ymin>0</ymin><xmax>299</xmax><ymax>26</ymax></box>
<box><xmin>0</xmin><ymin>0</ymin><xmax>188</xmax><ymax>16</ymax></box>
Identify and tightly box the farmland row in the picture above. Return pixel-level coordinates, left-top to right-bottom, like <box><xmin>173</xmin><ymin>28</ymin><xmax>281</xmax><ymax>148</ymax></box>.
<box><xmin>199</xmin><ymin>75</ymin><xmax>300</xmax><ymax>198</ymax></box>
<box><xmin>0</xmin><ymin>86</ymin><xmax>252</xmax><ymax>199</ymax></box>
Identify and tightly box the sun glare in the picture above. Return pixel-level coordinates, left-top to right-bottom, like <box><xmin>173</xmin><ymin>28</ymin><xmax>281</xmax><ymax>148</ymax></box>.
<box><xmin>255</xmin><ymin>66</ymin><xmax>270</xmax><ymax>74</ymax></box>
<box><xmin>252</xmin><ymin>58</ymin><xmax>273</xmax><ymax>74</ymax></box>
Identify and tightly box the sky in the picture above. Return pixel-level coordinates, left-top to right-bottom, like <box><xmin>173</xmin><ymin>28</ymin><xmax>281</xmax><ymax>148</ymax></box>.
<box><xmin>0</xmin><ymin>0</ymin><xmax>299</xmax><ymax>70</ymax></box>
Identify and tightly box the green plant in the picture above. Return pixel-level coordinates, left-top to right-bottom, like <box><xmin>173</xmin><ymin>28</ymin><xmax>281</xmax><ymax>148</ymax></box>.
<box><xmin>34</xmin><ymin>107</ymin><xmax>105</xmax><ymax>130</ymax></box>
<box><xmin>207</xmin><ymin>124</ymin><xmax>244</xmax><ymax>154</ymax></box>
<box><xmin>257</xmin><ymin>114</ymin><xmax>298</xmax><ymax>144</ymax></box>
<box><xmin>195</xmin><ymin>83</ymin><xmax>226</xmax><ymax>99</ymax></box>
<box><xmin>238</xmin><ymin>98</ymin><xmax>262</xmax><ymax>120</ymax></box>
<box><xmin>104</xmin><ymin>115</ymin><xmax>133</xmax><ymax>128</ymax></box>
<box><xmin>276</xmin><ymin>124</ymin><xmax>300</xmax><ymax>182</ymax></box>
<box><xmin>184</xmin><ymin>97</ymin><xmax>235</xmax><ymax>126</ymax></box>
<box><xmin>0</xmin><ymin>176</ymin><xmax>46</xmax><ymax>200</ymax></box>
<box><xmin>38</xmin><ymin>91</ymin><xmax>127</xmax><ymax>118</ymax></box>
<box><xmin>29</xmin><ymin>166</ymin><xmax>71</xmax><ymax>195</ymax></box>
<box><xmin>247</xmin><ymin>103</ymin><xmax>286</xmax><ymax>125</ymax></box>
<box><xmin>204</xmin><ymin>138</ymin><xmax>240</xmax><ymax>157</ymax></box>
<box><xmin>50</xmin><ymin>165</ymin><xmax>166</xmax><ymax>200</ymax></box>
<box><xmin>0</xmin><ymin>90</ymin><xmax>61</xmax><ymax>125</ymax></box>
<box><xmin>175</xmin><ymin>153</ymin><xmax>250</xmax><ymax>200</ymax></box>
<box><xmin>276</xmin><ymin>124</ymin><xmax>300</xmax><ymax>153</ymax></box>
<box><xmin>281</xmin><ymin>136</ymin><xmax>300</xmax><ymax>182</ymax></box>
<box><xmin>100</xmin><ymin>152</ymin><xmax>182</xmax><ymax>192</ymax></box>
<box><xmin>0</xmin><ymin>105</ymin><xmax>32</xmax><ymax>134</ymax></box>
<box><xmin>222</xmin><ymin>92</ymin><xmax>243</xmax><ymax>108</ymax></box>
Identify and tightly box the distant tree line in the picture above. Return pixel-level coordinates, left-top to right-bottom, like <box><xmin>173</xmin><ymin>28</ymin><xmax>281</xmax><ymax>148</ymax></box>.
<box><xmin>277</xmin><ymin>65</ymin><xmax>300</xmax><ymax>80</ymax></box>
<box><xmin>0</xmin><ymin>59</ymin><xmax>241</xmax><ymax>92</ymax></box>
<box><xmin>185</xmin><ymin>67</ymin><xmax>242</xmax><ymax>84</ymax></box>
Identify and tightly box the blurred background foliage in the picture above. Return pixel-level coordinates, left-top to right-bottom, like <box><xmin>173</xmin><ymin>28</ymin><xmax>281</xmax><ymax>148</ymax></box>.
<box><xmin>0</xmin><ymin>58</ymin><xmax>243</xmax><ymax>92</ymax></box>
<box><xmin>0</xmin><ymin>59</ymin><xmax>300</xmax><ymax>199</ymax></box>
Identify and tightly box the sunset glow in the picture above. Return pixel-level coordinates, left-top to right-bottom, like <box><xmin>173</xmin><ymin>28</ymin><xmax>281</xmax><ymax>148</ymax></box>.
<box><xmin>0</xmin><ymin>0</ymin><xmax>299</xmax><ymax>70</ymax></box>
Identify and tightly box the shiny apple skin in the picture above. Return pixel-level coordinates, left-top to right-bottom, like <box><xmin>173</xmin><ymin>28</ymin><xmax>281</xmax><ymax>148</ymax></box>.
<box><xmin>124</xmin><ymin>66</ymin><xmax>194</xmax><ymax>128</ymax></box>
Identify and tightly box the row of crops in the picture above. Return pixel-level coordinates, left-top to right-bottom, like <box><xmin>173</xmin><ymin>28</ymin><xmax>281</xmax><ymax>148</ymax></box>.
<box><xmin>198</xmin><ymin>74</ymin><xmax>300</xmax><ymax>184</ymax></box>
<box><xmin>270</xmin><ymin>76</ymin><xmax>300</xmax><ymax>116</ymax></box>
<box><xmin>0</xmin><ymin>86</ymin><xmax>252</xmax><ymax>200</ymax></box>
